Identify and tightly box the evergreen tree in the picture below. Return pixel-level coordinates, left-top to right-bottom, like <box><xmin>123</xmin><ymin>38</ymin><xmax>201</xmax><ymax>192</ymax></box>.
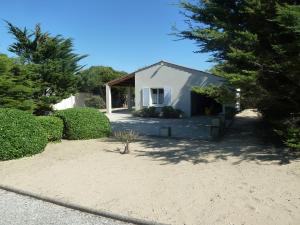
<box><xmin>78</xmin><ymin>66</ymin><xmax>127</xmax><ymax>95</ymax></box>
<box><xmin>178</xmin><ymin>0</ymin><xmax>300</xmax><ymax>119</ymax></box>
<box><xmin>6</xmin><ymin>22</ymin><xmax>86</xmax><ymax>114</ymax></box>
<box><xmin>77</xmin><ymin>66</ymin><xmax>127</xmax><ymax>107</ymax></box>
<box><xmin>0</xmin><ymin>54</ymin><xmax>37</xmax><ymax>111</ymax></box>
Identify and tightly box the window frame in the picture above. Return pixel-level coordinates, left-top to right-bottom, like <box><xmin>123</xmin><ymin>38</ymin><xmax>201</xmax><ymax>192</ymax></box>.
<box><xmin>150</xmin><ymin>88</ymin><xmax>164</xmax><ymax>106</ymax></box>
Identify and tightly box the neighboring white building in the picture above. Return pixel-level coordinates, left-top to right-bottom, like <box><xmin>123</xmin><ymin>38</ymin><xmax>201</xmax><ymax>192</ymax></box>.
<box><xmin>106</xmin><ymin>61</ymin><xmax>229</xmax><ymax>117</ymax></box>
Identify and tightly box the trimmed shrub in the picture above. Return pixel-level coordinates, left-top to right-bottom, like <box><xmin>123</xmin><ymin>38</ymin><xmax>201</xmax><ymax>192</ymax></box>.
<box><xmin>84</xmin><ymin>96</ymin><xmax>105</xmax><ymax>109</ymax></box>
<box><xmin>54</xmin><ymin>107</ymin><xmax>111</xmax><ymax>140</ymax></box>
<box><xmin>133</xmin><ymin>107</ymin><xmax>159</xmax><ymax>118</ymax></box>
<box><xmin>133</xmin><ymin>106</ymin><xmax>184</xmax><ymax>118</ymax></box>
<box><xmin>37</xmin><ymin>116</ymin><xmax>64</xmax><ymax>142</ymax></box>
<box><xmin>0</xmin><ymin>108</ymin><xmax>47</xmax><ymax>161</ymax></box>
<box><xmin>161</xmin><ymin>106</ymin><xmax>184</xmax><ymax>118</ymax></box>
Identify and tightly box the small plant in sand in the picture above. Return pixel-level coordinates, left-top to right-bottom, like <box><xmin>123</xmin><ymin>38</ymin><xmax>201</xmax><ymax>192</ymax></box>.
<box><xmin>114</xmin><ymin>130</ymin><xmax>138</xmax><ymax>154</ymax></box>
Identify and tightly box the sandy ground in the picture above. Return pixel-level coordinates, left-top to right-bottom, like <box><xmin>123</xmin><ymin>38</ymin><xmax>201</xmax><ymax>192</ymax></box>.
<box><xmin>0</xmin><ymin>110</ymin><xmax>300</xmax><ymax>225</ymax></box>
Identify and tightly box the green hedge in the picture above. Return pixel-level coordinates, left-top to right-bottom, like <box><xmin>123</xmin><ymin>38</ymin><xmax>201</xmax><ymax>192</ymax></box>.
<box><xmin>161</xmin><ymin>106</ymin><xmax>184</xmax><ymax>118</ymax></box>
<box><xmin>0</xmin><ymin>108</ymin><xmax>47</xmax><ymax>160</ymax></box>
<box><xmin>54</xmin><ymin>107</ymin><xmax>111</xmax><ymax>140</ymax></box>
<box><xmin>37</xmin><ymin>116</ymin><xmax>64</xmax><ymax>142</ymax></box>
<box><xmin>133</xmin><ymin>107</ymin><xmax>159</xmax><ymax>118</ymax></box>
<box><xmin>133</xmin><ymin>106</ymin><xmax>184</xmax><ymax>118</ymax></box>
<box><xmin>84</xmin><ymin>96</ymin><xmax>105</xmax><ymax>109</ymax></box>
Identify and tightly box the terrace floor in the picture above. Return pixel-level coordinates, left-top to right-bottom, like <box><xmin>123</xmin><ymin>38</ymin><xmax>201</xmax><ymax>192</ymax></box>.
<box><xmin>106</xmin><ymin>109</ymin><xmax>217</xmax><ymax>139</ymax></box>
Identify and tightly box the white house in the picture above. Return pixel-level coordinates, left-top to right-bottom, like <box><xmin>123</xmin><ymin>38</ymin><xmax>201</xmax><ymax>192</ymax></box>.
<box><xmin>106</xmin><ymin>61</ymin><xmax>229</xmax><ymax>117</ymax></box>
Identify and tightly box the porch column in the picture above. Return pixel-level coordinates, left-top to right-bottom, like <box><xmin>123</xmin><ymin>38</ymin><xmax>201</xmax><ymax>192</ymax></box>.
<box><xmin>127</xmin><ymin>87</ymin><xmax>132</xmax><ymax>110</ymax></box>
<box><xmin>106</xmin><ymin>84</ymin><xmax>112</xmax><ymax>114</ymax></box>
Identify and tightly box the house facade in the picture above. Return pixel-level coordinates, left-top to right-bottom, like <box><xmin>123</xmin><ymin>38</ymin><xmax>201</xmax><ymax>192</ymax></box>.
<box><xmin>106</xmin><ymin>61</ymin><xmax>228</xmax><ymax>117</ymax></box>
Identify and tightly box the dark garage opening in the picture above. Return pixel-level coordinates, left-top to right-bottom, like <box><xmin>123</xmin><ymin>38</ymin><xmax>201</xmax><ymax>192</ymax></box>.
<box><xmin>191</xmin><ymin>92</ymin><xmax>223</xmax><ymax>116</ymax></box>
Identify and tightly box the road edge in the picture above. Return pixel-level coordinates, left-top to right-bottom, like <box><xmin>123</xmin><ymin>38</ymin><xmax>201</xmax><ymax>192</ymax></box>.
<box><xmin>0</xmin><ymin>185</ymin><xmax>168</xmax><ymax>225</ymax></box>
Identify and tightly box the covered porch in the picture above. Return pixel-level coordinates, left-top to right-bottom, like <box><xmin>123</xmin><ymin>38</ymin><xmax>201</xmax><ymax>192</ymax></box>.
<box><xmin>105</xmin><ymin>74</ymin><xmax>135</xmax><ymax>114</ymax></box>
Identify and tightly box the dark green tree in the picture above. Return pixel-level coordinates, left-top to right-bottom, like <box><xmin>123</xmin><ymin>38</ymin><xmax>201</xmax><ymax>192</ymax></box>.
<box><xmin>77</xmin><ymin>66</ymin><xmax>127</xmax><ymax>107</ymax></box>
<box><xmin>78</xmin><ymin>66</ymin><xmax>127</xmax><ymax>95</ymax></box>
<box><xmin>178</xmin><ymin>0</ymin><xmax>300</xmax><ymax>119</ymax></box>
<box><xmin>7</xmin><ymin>22</ymin><xmax>86</xmax><ymax>114</ymax></box>
<box><xmin>0</xmin><ymin>54</ymin><xmax>37</xmax><ymax>112</ymax></box>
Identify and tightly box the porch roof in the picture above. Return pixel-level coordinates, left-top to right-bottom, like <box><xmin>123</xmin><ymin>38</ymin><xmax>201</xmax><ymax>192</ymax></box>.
<box><xmin>107</xmin><ymin>74</ymin><xmax>135</xmax><ymax>87</ymax></box>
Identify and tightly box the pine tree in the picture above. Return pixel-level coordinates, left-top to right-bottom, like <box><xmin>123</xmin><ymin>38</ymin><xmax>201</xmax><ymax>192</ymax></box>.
<box><xmin>178</xmin><ymin>0</ymin><xmax>300</xmax><ymax>119</ymax></box>
<box><xmin>6</xmin><ymin>22</ymin><xmax>86</xmax><ymax>114</ymax></box>
<box><xmin>77</xmin><ymin>66</ymin><xmax>127</xmax><ymax>95</ymax></box>
<box><xmin>0</xmin><ymin>54</ymin><xmax>37</xmax><ymax>111</ymax></box>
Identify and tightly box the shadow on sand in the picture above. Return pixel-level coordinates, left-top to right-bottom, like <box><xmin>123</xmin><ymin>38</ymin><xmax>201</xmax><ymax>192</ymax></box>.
<box><xmin>106</xmin><ymin>114</ymin><xmax>300</xmax><ymax>165</ymax></box>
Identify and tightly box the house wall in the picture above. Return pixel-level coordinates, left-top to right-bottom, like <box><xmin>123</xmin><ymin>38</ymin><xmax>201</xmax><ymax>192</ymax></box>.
<box><xmin>135</xmin><ymin>63</ymin><xmax>226</xmax><ymax>117</ymax></box>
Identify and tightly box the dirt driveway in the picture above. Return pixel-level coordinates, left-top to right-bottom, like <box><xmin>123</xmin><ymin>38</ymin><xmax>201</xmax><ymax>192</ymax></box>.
<box><xmin>0</xmin><ymin>110</ymin><xmax>300</xmax><ymax>225</ymax></box>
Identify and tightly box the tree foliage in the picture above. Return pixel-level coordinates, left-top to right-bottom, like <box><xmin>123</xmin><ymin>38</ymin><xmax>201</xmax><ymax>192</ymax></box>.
<box><xmin>84</xmin><ymin>95</ymin><xmax>106</xmax><ymax>109</ymax></box>
<box><xmin>192</xmin><ymin>85</ymin><xmax>235</xmax><ymax>104</ymax></box>
<box><xmin>178</xmin><ymin>0</ymin><xmax>300</xmax><ymax>119</ymax></box>
<box><xmin>6</xmin><ymin>22</ymin><xmax>86</xmax><ymax>114</ymax></box>
<box><xmin>77</xmin><ymin>66</ymin><xmax>127</xmax><ymax>107</ymax></box>
<box><xmin>0</xmin><ymin>54</ymin><xmax>37</xmax><ymax>112</ymax></box>
<box><xmin>77</xmin><ymin>66</ymin><xmax>127</xmax><ymax>95</ymax></box>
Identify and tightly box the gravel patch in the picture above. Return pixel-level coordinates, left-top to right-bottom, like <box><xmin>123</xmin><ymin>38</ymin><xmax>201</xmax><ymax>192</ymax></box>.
<box><xmin>0</xmin><ymin>189</ymin><xmax>130</xmax><ymax>225</ymax></box>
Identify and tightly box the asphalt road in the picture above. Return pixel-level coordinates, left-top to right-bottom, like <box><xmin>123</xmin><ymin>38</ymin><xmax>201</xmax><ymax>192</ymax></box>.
<box><xmin>0</xmin><ymin>189</ymin><xmax>131</xmax><ymax>225</ymax></box>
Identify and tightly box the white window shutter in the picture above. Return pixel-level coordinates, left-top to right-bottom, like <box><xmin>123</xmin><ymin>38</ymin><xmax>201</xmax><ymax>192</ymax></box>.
<box><xmin>142</xmin><ymin>88</ymin><xmax>150</xmax><ymax>107</ymax></box>
<box><xmin>164</xmin><ymin>87</ymin><xmax>171</xmax><ymax>106</ymax></box>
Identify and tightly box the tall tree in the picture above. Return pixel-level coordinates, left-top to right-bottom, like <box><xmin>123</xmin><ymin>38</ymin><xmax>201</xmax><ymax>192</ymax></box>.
<box><xmin>178</xmin><ymin>0</ymin><xmax>300</xmax><ymax>119</ymax></box>
<box><xmin>7</xmin><ymin>22</ymin><xmax>86</xmax><ymax>114</ymax></box>
<box><xmin>0</xmin><ymin>54</ymin><xmax>37</xmax><ymax>111</ymax></box>
<box><xmin>77</xmin><ymin>66</ymin><xmax>127</xmax><ymax>107</ymax></box>
<box><xmin>78</xmin><ymin>66</ymin><xmax>127</xmax><ymax>95</ymax></box>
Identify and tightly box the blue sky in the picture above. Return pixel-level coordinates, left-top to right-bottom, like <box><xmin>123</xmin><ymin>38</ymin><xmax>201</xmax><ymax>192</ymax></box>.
<box><xmin>0</xmin><ymin>0</ymin><xmax>214</xmax><ymax>73</ymax></box>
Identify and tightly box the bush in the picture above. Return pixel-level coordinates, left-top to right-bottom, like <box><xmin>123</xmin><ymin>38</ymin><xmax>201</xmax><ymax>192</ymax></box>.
<box><xmin>133</xmin><ymin>106</ymin><xmax>184</xmax><ymax>118</ymax></box>
<box><xmin>272</xmin><ymin>116</ymin><xmax>300</xmax><ymax>150</ymax></box>
<box><xmin>54</xmin><ymin>107</ymin><xmax>111</xmax><ymax>140</ymax></box>
<box><xmin>161</xmin><ymin>106</ymin><xmax>184</xmax><ymax>118</ymax></box>
<box><xmin>0</xmin><ymin>108</ymin><xmax>47</xmax><ymax>160</ymax></box>
<box><xmin>133</xmin><ymin>107</ymin><xmax>159</xmax><ymax>118</ymax></box>
<box><xmin>283</xmin><ymin>116</ymin><xmax>300</xmax><ymax>150</ymax></box>
<box><xmin>113</xmin><ymin>130</ymin><xmax>138</xmax><ymax>154</ymax></box>
<box><xmin>37</xmin><ymin>116</ymin><xmax>64</xmax><ymax>142</ymax></box>
<box><xmin>285</xmin><ymin>127</ymin><xmax>300</xmax><ymax>150</ymax></box>
<box><xmin>84</xmin><ymin>96</ymin><xmax>105</xmax><ymax>109</ymax></box>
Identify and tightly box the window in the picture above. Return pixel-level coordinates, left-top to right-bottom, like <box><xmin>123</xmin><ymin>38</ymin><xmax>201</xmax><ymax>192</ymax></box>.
<box><xmin>151</xmin><ymin>88</ymin><xmax>164</xmax><ymax>105</ymax></box>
